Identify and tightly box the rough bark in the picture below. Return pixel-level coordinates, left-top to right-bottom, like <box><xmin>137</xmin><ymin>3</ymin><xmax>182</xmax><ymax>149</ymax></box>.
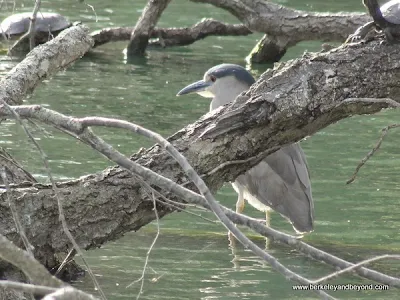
<box><xmin>0</xmin><ymin>148</ymin><xmax>36</xmax><ymax>184</ymax></box>
<box><xmin>246</xmin><ymin>34</ymin><xmax>287</xmax><ymax>63</ymax></box>
<box><xmin>0</xmin><ymin>24</ymin><xmax>93</xmax><ymax>105</ymax></box>
<box><xmin>0</xmin><ymin>23</ymin><xmax>93</xmax><ymax>288</ymax></box>
<box><xmin>190</xmin><ymin>0</ymin><xmax>370</xmax><ymax>45</ymax></box>
<box><xmin>1</xmin><ymin>39</ymin><xmax>399</xmax><ymax>265</ymax></box>
<box><xmin>149</xmin><ymin>18</ymin><xmax>251</xmax><ymax>47</ymax></box>
<box><xmin>126</xmin><ymin>0</ymin><xmax>172</xmax><ymax>56</ymax></box>
<box><xmin>96</xmin><ymin>0</ymin><xmax>372</xmax><ymax>63</ymax></box>
<box><xmin>0</xmin><ymin>235</ymin><xmax>98</xmax><ymax>300</ymax></box>
<box><xmin>91</xmin><ymin>19</ymin><xmax>251</xmax><ymax>48</ymax></box>
<box><xmin>187</xmin><ymin>0</ymin><xmax>371</xmax><ymax>62</ymax></box>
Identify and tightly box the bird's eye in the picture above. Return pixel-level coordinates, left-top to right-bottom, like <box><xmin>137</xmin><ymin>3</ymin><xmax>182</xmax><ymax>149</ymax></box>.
<box><xmin>210</xmin><ymin>75</ymin><xmax>216</xmax><ymax>82</ymax></box>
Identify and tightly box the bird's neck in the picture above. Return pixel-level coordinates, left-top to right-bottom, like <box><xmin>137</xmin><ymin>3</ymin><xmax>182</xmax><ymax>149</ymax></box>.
<box><xmin>210</xmin><ymin>83</ymin><xmax>250</xmax><ymax>111</ymax></box>
<box><xmin>363</xmin><ymin>0</ymin><xmax>384</xmax><ymax>20</ymax></box>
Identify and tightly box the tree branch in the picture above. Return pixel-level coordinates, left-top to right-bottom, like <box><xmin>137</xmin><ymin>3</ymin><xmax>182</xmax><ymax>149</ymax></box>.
<box><xmin>28</xmin><ymin>0</ymin><xmax>42</xmax><ymax>50</ymax></box>
<box><xmin>1</xmin><ymin>39</ymin><xmax>400</xmax><ymax>288</ymax></box>
<box><xmin>1</xmin><ymin>24</ymin><xmax>93</xmax><ymax>105</ymax></box>
<box><xmin>0</xmin><ymin>234</ymin><xmax>63</xmax><ymax>288</ymax></box>
<box><xmin>0</xmin><ymin>281</ymin><xmax>55</xmax><ymax>296</ymax></box>
<box><xmin>0</xmin><ymin>100</ymin><xmax>399</xmax><ymax>288</ymax></box>
<box><xmin>311</xmin><ymin>254</ymin><xmax>400</xmax><ymax>285</ymax></box>
<box><xmin>347</xmin><ymin>123</ymin><xmax>400</xmax><ymax>184</ymax></box>
<box><xmin>0</xmin><ymin>235</ymin><xmax>99</xmax><ymax>299</ymax></box>
<box><xmin>92</xmin><ymin>19</ymin><xmax>251</xmax><ymax>48</ymax></box>
<box><xmin>189</xmin><ymin>0</ymin><xmax>370</xmax><ymax>46</ymax></box>
<box><xmin>126</xmin><ymin>0</ymin><xmax>171</xmax><ymax>56</ymax></box>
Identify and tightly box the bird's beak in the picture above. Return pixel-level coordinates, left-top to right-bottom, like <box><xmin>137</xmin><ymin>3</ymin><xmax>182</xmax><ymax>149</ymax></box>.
<box><xmin>176</xmin><ymin>80</ymin><xmax>213</xmax><ymax>96</ymax></box>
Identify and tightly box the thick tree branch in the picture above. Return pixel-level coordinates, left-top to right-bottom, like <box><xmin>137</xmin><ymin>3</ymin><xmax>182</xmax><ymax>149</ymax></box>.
<box><xmin>0</xmin><ymin>234</ymin><xmax>63</xmax><ymax>288</ymax></box>
<box><xmin>0</xmin><ymin>281</ymin><xmax>98</xmax><ymax>299</ymax></box>
<box><xmin>1</xmin><ymin>100</ymin><xmax>106</xmax><ymax>298</ymax></box>
<box><xmin>190</xmin><ymin>0</ymin><xmax>370</xmax><ymax>46</ymax></box>
<box><xmin>92</xmin><ymin>19</ymin><xmax>251</xmax><ymax>48</ymax></box>
<box><xmin>0</xmin><ymin>147</ymin><xmax>36</xmax><ymax>184</ymax></box>
<box><xmin>94</xmin><ymin>0</ymin><xmax>371</xmax><ymax>63</ymax></box>
<box><xmin>0</xmin><ymin>281</ymin><xmax>55</xmax><ymax>296</ymax></box>
<box><xmin>149</xmin><ymin>18</ymin><xmax>251</xmax><ymax>47</ymax></box>
<box><xmin>1</xmin><ymin>39</ymin><xmax>400</xmax><ymax>287</ymax></box>
<box><xmin>126</xmin><ymin>0</ymin><xmax>172</xmax><ymax>56</ymax></box>
<box><xmin>1</xmin><ymin>24</ymin><xmax>93</xmax><ymax>105</ymax></box>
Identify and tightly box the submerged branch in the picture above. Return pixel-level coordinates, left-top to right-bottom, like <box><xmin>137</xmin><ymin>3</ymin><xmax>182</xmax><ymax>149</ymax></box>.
<box><xmin>126</xmin><ymin>0</ymin><xmax>171</xmax><ymax>56</ymax></box>
<box><xmin>92</xmin><ymin>19</ymin><xmax>251</xmax><ymax>48</ymax></box>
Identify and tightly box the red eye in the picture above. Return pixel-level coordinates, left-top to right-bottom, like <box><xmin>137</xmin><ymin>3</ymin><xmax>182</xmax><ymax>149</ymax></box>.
<box><xmin>210</xmin><ymin>75</ymin><xmax>216</xmax><ymax>82</ymax></box>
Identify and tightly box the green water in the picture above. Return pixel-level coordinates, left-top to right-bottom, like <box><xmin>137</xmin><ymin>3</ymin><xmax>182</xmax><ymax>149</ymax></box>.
<box><xmin>1</xmin><ymin>0</ymin><xmax>399</xmax><ymax>299</ymax></box>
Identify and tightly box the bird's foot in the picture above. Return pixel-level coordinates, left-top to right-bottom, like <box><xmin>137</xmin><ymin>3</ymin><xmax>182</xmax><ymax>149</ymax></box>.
<box><xmin>255</xmin><ymin>218</ymin><xmax>268</xmax><ymax>225</ymax></box>
<box><xmin>344</xmin><ymin>21</ymin><xmax>376</xmax><ymax>44</ymax></box>
<box><xmin>381</xmin><ymin>27</ymin><xmax>400</xmax><ymax>44</ymax></box>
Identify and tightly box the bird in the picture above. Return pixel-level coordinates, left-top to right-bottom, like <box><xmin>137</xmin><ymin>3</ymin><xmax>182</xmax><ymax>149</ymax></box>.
<box><xmin>177</xmin><ymin>64</ymin><xmax>314</xmax><ymax>234</ymax></box>
<box><xmin>347</xmin><ymin>0</ymin><xmax>400</xmax><ymax>42</ymax></box>
<box><xmin>363</xmin><ymin>0</ymin><xmax>400</xmax><ymax>40</ymax></box>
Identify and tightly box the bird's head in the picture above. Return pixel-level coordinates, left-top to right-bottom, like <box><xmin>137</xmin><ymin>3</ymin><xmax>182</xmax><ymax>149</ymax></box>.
<box><xmin>177</xmin><ymin>64</ymin><xmax>255</xmax><ymax>109</ymax></box>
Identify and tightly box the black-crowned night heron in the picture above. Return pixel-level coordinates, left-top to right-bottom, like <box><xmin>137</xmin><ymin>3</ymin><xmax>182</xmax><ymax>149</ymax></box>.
<box><xmin>177</xmin><ymin>64</ymin><xmax>314</xmax><ymax>233</ymax></box>
<box><xmin>347</xmin><ymin>1</ymin><xmax>400</xmax><ymax>42</ymax></box>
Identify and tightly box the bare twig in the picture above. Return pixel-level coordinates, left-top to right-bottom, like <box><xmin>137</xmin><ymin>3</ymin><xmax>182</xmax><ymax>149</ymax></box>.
<box><xmin>0</xmin><ymin>167</ymin><xmax>34</xmax><ymax>256</ymax></box>
<box><xmin>0</xmin><ymin>280</ymin><xmax>55</xmax><ymax>296</ymax></box>
<box><xmin>0</xmin><ymin>162</ymin><xmax>35</xmax><ymax>300</ymax></box>
<box><xmin>0</xmin><ymin>105</ymin><xmax>398</xmax><ymax>289</ymax></box>
<box><xmin>54</xmin><ymin>248</ymin><xmax>76</xmax><ymax>276</ymax></box>
<box><xmin>127</xmin><ymin>188</ymin><xmax>160</xmax><ymax>300</ymax></box>
<box><xmin>0</xmin><ymin>234</ymin><xmax>62</xmax><ymax>288</ymax></box>
<box><xmin>84</xmin><ymin>2</ymin><xmax>98</xmax><ymax>23</ymax></box>
<box><xmin>41</xmin><ymin>287</ymin><xmax>99</xmax><ymax>300</ymax></box>
<box><xmin>205</xmin><ymin>146</ymin><xmax>281</xmax><ymax>177</ymax></box>
<box><xmin>0</xmin><ymin>147</ymin><xmax>36</xmax><ymax>183</ymax></box>
<box><xmin>312</xmin><ymin>254</ymin><xmax>400</xmax><ymax>284</ymax></box>
<box><xmin>67</xmin><ymin>118</ymin><xmax>334</xmax><ymax>299</ymax></box>
<box><xmin>347</xmin><ymin>123</ymin><xmax>400</xmax><ymax>184</ymax></box>
<box><xmin>1</xmin><ymin>103</ymin><xmax>107</xmax><ymax>300</ymax></box>
<box><xmin>133</xmin><ymin>175</ymin><xmax>217</xmax><ymax>224</ymax></box>
<box><xmin>158</xmin><ymin>200</ymin><xmax>217</xmax><ymax>223</ymax></box>
<box><xmin>149</xmin><ymin>242</ymin><xmax>216</xmax><ymax>283</ymax></box>
<box><xmin>28</xmin><ymin>0</ymin><xmax>42</xmax><ymax>50</ymax></box>
<box><xmin>0</xmin><ymin>104</ymin><xmax>35</xmax><ymax>257</ymax></box>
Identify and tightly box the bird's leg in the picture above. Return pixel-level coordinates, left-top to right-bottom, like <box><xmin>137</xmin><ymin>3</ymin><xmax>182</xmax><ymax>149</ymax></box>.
<box><xmin>265</xmin><ymin>210</ymin><xmax>271</xmax><ymax>249</ymax></box>
<box><xmin>235</xmin><ymin>189</ymin><xmax>245</xmax><ymax>214</ymax></box>
<box><xmin>265</xmin><ymin>210</ymin><xmax>271</xmax><ymax>227</ymax></box>
<box><xmin>228</xmin><ymin>189</ymin><xmax>245</xmax><ymax>243</ymax></box>
<box><xmin>344</xmin><ymin>21</ymin><xmax>376</xmax><ymax>44</ymax></box>
<box><xmin>362</xmin><ymin>0</ymin><xmax>400</xmax><ymax>43</ymax></box>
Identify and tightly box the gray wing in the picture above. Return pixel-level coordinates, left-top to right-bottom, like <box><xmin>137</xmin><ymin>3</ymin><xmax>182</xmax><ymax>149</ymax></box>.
<box><xmin>235</xmin><ymin>143</ymin><xmax>314</xmax><ymax>233</ymax></box>
<box><xmin>382</xmin><ymin>2</ymin><xmax>400</xmax><ymax>25</ymax></box>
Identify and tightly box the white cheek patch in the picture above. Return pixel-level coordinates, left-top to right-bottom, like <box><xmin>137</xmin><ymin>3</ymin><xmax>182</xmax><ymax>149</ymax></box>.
<box><xmin>197</xmin><ymin>90</ymin><xmax>214</xmax><ymax>98</ymax></box>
